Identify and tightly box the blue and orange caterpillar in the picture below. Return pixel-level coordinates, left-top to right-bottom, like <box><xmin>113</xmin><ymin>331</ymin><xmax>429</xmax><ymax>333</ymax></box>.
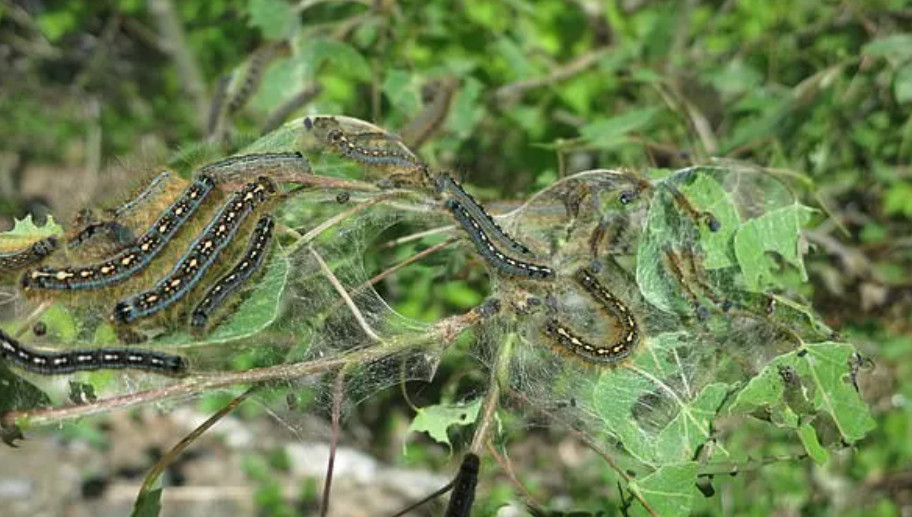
<box><xmin>190</xmin><ymin>215</ymin><xmax>275</xmax><ymax>333</ymax></box>
<box><xmin>22</xmin><ymin>175</ymin><xmax>217</xmax><ymax>292</ymax></box>
<box><xmin>113</xmin><ymin>177</ymin><xmax>276</xmax><ymax>325</ymax></box>
<box><xmin>542</xmin><ymin>267</ymin><xmax>639</xmax><ymax>363</ymax></box>
<box><xmin>0</xmin><ymin>237</ymin><xmax>59</xmax><ymax>272</ymax></box>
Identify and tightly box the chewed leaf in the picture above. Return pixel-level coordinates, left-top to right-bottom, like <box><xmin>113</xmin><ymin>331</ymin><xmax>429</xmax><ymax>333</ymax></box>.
<box><xmin>677</xmin><ymin>174</ymin><xmax>740</xmax><ymax>269</ymax></box>
<box><xmin>654</xmin><ymin>383</ymin><xmax>732</xmax><ymax>463</ymax></box>
<box><xmin>730</xmin><ymin>342</ymin><xmax>875</xmax><ymax>444</ymax></box>
<box><xmin>592</xmin><ymin>333</ymin><xmax>728</xmax><ymax>465</ymax></box>
<box><xmin>156</xmin><ymin>251</ymin><xmax>290</xmax><ymax>347</ymax></box>
<box><xmin>405</xmin><ymin>398</ymin><xmax>481</xmax><ymax>451</ymax></box>
<box><xmin>734</xmin><ymin>204</ymin><xmax>815</xmax><ymax>291</ymax></box>
<box><xmin>0</xmin><ymin>215</ymin><xmax>63</xmax><ymax>251</ymax></box>
<box><xmin>629</xmin><ymin>462</ymin><xmax>698</xmax><ymax>517</ymax></box>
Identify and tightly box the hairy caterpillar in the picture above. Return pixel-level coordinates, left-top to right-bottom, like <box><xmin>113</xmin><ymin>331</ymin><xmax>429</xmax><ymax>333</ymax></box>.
<box><xmin>109</xmin><ymin>170</ymin><xmax>172</xmax><ymax>219</ymax></box>
<box><xmin>113</xmin><ymin>177</ymin><xmax>276</xmax><ymax>325</ymax></box>
<box><xmin>663</xmin><ymin>184</ymin><xmax>720</xmax><ymax>232</ymax></box>
<box><xmin>401</xmin><ymin>77</ymin><xmax>458</xmax><ymax>150</ymax></box>
<box><xmin>225</xmin><ymin>44</ymin><xmax>281</xmax><ymax>115</ymax></box>
<box><xmin>445</xmin><ymin>453</ymin><xmax>480</xmax><ymax>517</ymax></box>
<box><xmin>306</xmin><ymin>116</ymin><xmax>427</xmax><ymax>173</ymax></box>
<box><xmin>436</xmin><ymin>173</ymin><xmax>534</xmax><ymax>257</ymax></box>
<box><xmin>197</xmin><ymin>152</ymin><xmax>310</xmax><ymax>185</ymax></box>
<box><xmin>0</xmin><ymin>327</ymin><xmax>185</xmax><ymax>375</ymax></box>
<box><xmin>542</xmin><ymin>267</ymin><xmax>639</xmax><ymax>363</ymax></box>
<box><xmin>446</xmin><ymin>198</ymin><xmax>553</xmax><ymax>279</ymax></box>
<box><xmin>0</xmin><ymin>237</ymin><xmax>59</xmax><ymax>271</ymax></box>
<box><xmin>22</xmin><ymin>175</ymin><xmax>217</xmax><ymax>291</ymax></box>
<box><xmin>662</xmin><ymin>244</ymin><xmax>710</xmax><ymax>318</ymax></box>
<box><xmin>207</xmin><ymin>73</ymin><xmax>232</xmax><ymax>138</ymax></box>
<box><xmin>189</xmin><ymin>215</ymin><xmax>274</xmax><ymax>332</ymax></box>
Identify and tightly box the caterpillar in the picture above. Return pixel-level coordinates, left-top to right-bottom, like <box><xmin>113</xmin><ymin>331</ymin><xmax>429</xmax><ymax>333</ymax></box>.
<box><xmin>109</xmin><ymin>170</ymin><xmax>172</xmax><ymax>219</ymax></box>
<box><xmin>197</xmin><ymin>152</ymin><xmax>310</xmax><ymax>185</ymax></box>
<box><xmin>401</xmin><ymin>77</ymin><xmax>458</xmax><ymax>150</ymax></box>
<box><xmin>437</xmin><ymin>173</ymin><xmax>534</xmax><ymax>257</ymax></box>
<box><xmin>307</xmin><ymin>117</ymin><xmax>426</xmax><ymax>173</ymax></box>
<box><xmin>444</xmin><ymin>453</ymin><xmax>480</xmax><ymax>517</ymax></box>
<box><xmin>207</xmin><ymin>73</ymin><xmax>232</xmax><ymax>138</ymax></box>
<box><xmin>663</xmin><ymin>184</ymin><xmax>720</xmax><ymax>232</ymax></box>
<box><xmin>0</xmin><ymin>327</ymin><xmax>185</xmax><ymax>375</ymax></box>
<box><xmin>113</xmin><ymin>177</ymin><xmax>276</xmax><ymax>325</ymax></box>
<box><xmin>542</xmin><ymin>267</ymin><xmax>639</xmax><ymax>363</ymax></box>
<box><xmin>662</xmin><ymin>244</ymin><xmax>710</xmax><ymax>318</ymax></box>
<box><xmin>22</xmin><ymin>175</ymin><xmax>217</xmax><ymax>291</ymax></box>
<box><xmin>189</xmin><ymin>215</ymin><xmax>274</xmax><ymax>332</ymax></box>
<box><xmin>0</xmin><ymin>237</ymin><xmax>59</xmax><ymax>271</ymax></box>
<box><xmin>225</xmin><ymin>43</ymin><xmax>276</xmax><ymax>115</ymax></box>
<box><xmin>446</xmin><ymin>198</ymin><xmax>553</xmax><ymax>279</ymax></box>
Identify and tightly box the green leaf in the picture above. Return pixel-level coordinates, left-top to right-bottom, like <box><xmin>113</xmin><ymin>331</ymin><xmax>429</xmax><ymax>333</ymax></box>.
<box><xmin>36</xmin><ymin>9</ymin><xmax>78</xmax><ymax>43</ymax></box>
<box><xmin>733</xmin><ymin>204</ymin><xmax>815</xmax><ymax>292</ymax></box>
<box><xmin>593</xmin><ymin>333</ymin><xmax>729</xmax><ymax>465</ymax></box>
<box><xmin>885</xmin><ymin>182</ymin><xmax>912</xmax><ymax>218</ymax></box>
<box><xmin>405</xmin><ymin>398</ymin><xmax>481</xmax><ymax>451</ymax></box>
<box><xmin>678</xmin><ymin>174</ymin><xmax>740</xmax><ymax>269</ymax></box>
<box><xmin>730</xmin><ymin>342</ymin><xmax>875</xmax><ymax>444</ymax></box>
<box><xmin>131</xmin><ymin>488</ymin><xmax>163</xmax><ymax>517</ymax></box>
<box><xmin>247</xmin><ymin>0</ymin><xmax>298</xmax><ymax>41</ymax></box>
<box><xmin>629</xmin><ymin>462</ymin><xmax>698</xmax><ymax>517</ymax></box>
<box><xmin>382</xmin><ymin>69</ymin><xmax>422</xmax><ymax>115</ymax></box>
<box><xmin>309</xmin><ymin>40</ymin><xmax>372</xmax><ymax>82</ymax></box>
<box><xmin>0</xmin><ymin>215</ymin><xmax>63</xmax><ymax>251</ymax></box>
<box><xmin>895</xmin><ymin>63</ymin><xmax>912</xmax><ymax>104</ymax></box>
<box><xmin>579</xmin><ymin>108</ymin><xmax>659</xmax><ymax>148</ymax></box>
<box><xmin>447</xmin><ymin>77</ymin><xmax>484</xmax><ymax>139</ymax></box>
<box><xmin>862</xmin><ymin>34</ymin><xmax>912</xmax><ymax>62</ymax></box>
<box><xmin>798</xmin><ymin>422</ymin><xmax>829</xmax><ymax>465</ymax></box>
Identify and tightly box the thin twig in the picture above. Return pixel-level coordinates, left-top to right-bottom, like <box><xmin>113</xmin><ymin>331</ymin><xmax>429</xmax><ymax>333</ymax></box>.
<box><xmin>504</xmin><ymin>387</ymin><xmax>659</xmax><ymax>517</ymax></box>
<box><xmin>378</xmin><ymin>225</ymin><xmax>456</xmax><ymax>249</ymax></box>
<box><xmin>320</xmin><ymin>369</ymin><xmax>346</xmax><ymax>517</ymax></box>
<box><xmin>358</xmin><ymin>238</ymin><xmax>457</xmax><ymax>291</ymax></box>
<box><xmin>470</xmin><ymin>333</ymin><xmax>515</xmax><ymax>453</ymax></box>
<box><xmin>486</xmin><ymin>441</ymin><xmax>543</xmax><ymax>511</ymax></box>
<box><xmin>139</xmin><ymin>386</ymin><xmax>258</xmax><ymax>496</ymax></box>
<box><xmin>387</xmin><ymin>481</ymin><xmax>454</xmax><ymax>517</ymax></box>
<box><xmin>309</xmin><ymin>246</ymin><xmax>382</xmax><ymax>342</ymax></box>
<box><xmin>287</xmin><ymin>195</ymin><xmax>396</xmax><ymax>255</ymax></box>
<box><xmin>3</xmin><ymin>308</ymin><xmax>482</xmax><ymax>428</ymax></box>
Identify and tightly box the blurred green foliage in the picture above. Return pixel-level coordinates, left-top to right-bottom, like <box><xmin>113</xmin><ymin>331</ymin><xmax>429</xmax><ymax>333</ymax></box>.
<box><xmin>3</xmin><ymin>0</ymin><xmax>912</xmax><ymax>515</ymax></box>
